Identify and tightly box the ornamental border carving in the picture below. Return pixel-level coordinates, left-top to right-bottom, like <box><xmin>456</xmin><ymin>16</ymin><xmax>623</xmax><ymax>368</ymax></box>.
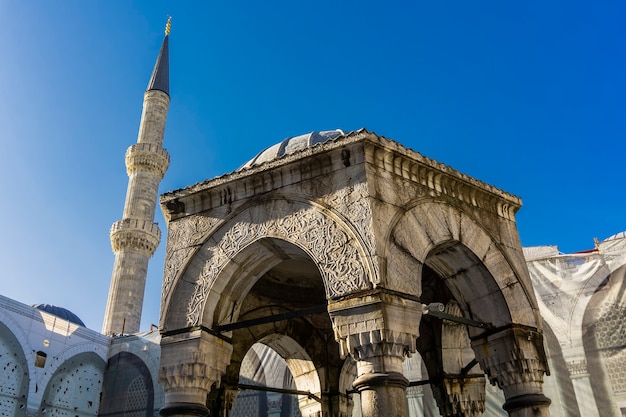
<box><xmin>163</xmin><ymin>199</ymin><xmax>373</xmax><ymax>327</ymax></box>
<box><xmin>324</xmin><ymin>181</ymin><xmax>380</xmax><ymax>284</ymax></box>
<box><xmin>161</xmin><ymin>215</ymin><xmax>221</xmax><ymax>315</ymax></box>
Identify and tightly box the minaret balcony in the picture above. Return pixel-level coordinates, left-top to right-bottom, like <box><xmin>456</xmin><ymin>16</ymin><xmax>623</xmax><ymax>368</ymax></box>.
<box><xmin>110</xmin><ymin>218</ymin><xmax>161</xmax><ymax>255</ymax></box>
<box><xmin>125</xmin><ymin>143</ymin><xmax>170</xmax><ymax>177</ymax></box>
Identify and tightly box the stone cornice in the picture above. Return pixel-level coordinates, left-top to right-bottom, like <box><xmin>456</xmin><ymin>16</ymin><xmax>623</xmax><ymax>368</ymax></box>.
<box><xmin>364</xmin><ymin>136</ymin><xmax>521</xmax><ymax>220</ymax></box>
<box><xmin>160</xmin><ymin>129</ymin><xmax>521</xmax><ymax>221</ymax></box>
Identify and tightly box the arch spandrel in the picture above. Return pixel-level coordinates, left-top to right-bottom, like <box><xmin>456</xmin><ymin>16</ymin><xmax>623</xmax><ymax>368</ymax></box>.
<box><xmin>162</xmin><ymin>198</ymin><xmax>373</xmax><ymax>330</ymax></box>
<box><xmin>160</xmin><ymin>213</ymin><xmax>222</xmax><ymax>313</ymax></box>
<box><xmin>386</xmin><ymin>200</ymin><xmax>540</xmax><ymax>328</ymax></box>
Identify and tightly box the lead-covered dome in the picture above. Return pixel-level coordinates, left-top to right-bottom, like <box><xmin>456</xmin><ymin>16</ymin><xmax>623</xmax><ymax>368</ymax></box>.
<box><xmin>32</xmin><ymin>304</ymin><xmax>86</xmax><ymax>327</ymax></box>
<box><xmin>239</xmin><ymin>129</ymin><xmax>346</xmax><ymax>170</ymax></box>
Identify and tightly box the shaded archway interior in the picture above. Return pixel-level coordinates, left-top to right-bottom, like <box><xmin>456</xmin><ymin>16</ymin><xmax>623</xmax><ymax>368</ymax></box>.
<box><xmin>417</xmin><ymin>241</ymin><xmax>512</xmax><ymax>412</ymax></box>
<box><xmin>211</xmin><ymin>238</ymin><xmax>343</xmax><ymax>415</ymax></box>
<box><xmin>424</xmin><ymin>241</ymin><xmax>512</xmax><ymax>330</ymax></box>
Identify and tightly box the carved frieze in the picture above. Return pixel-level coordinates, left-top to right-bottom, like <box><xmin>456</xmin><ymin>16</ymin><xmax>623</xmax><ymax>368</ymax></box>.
<box><xmin>182</xmin><ymin>200</ymin><xmax>370</xmax><ymax>326</ymax></box>
<box><xmin>325</xmin><ymin>181</ymin><xmax>380</xmax><ymax>284</ymax></box>
<box><xmin>365</xmin><ymin>139</ymin><xmax>521</xmax><ymax>221</ymax></box>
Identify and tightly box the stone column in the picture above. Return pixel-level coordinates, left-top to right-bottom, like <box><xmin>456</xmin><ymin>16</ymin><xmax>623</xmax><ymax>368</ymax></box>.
<box><xmin>406</xmin><ymin>386</ymin><xmax>424</xmax><ymax>417</ymax></box>
<box><xmin>472</xmin><ymin>326</ymin><xmax>551</xmax><ymax>417</ymax></box>
<box><xmin>159</xmin><ymin>330</ymin><xmax>233</xmax><ymax>417</ymax></box>
<box><xmin>328</xmin><ymin>289</ymin><xmax>422</xmax><ymax>417</ymax></box>
<box><xmin>436</xmin><ymin>301</ymin><xmax>486</xmax><ymax>417</ymax></box>
<box><xmin>566</xmin><ymin>359</ymin><xmax>600</xmax><ymax>417</ymax></box>
<box><xmin>207</xmin><ymin>386</ymin><xmax>240</xmax><ymax>417</ymax></box>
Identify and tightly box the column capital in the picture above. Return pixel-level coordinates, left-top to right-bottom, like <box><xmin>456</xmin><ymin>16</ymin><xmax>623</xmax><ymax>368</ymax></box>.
<box><xmin>328</xmin><ymin>289</ymin><xmax>422</xmax><ymax>363</ymax></box>
<box><xmin>471</xmin><ymin>325</ymin><xmax>549</xmax><ymax>400</ymax></box>
<box><xmin>437</xmin><ymin>377</ymin><xmax>486</xmax><ymax>417</ymax></box>
<box><xmin>566</xmin><ymin>359</ymin><xmax>589</xmax><ymax>378</ymax></box>
<box><xmin>159</xmin><ymin>330</ymin><xmax>232</xmax><ymax>415</ymax></box>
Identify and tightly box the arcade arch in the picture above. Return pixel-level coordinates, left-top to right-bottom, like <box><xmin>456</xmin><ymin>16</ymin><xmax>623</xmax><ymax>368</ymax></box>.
<box><xmin>583</xmin><ymin>263</ymin><xmax>626</xmax><ymax>417</ymax></box>
<box><xmin>39</xmin><ymin>351</ymin><xmax>104</xmax><ymax>416</ymax></box>
<box><xmin>100</xmin><ymin>352</ymin><xmax>156</xmax><ymax>417</ymax></box>
<box><xmin>161</xmin><ymin>223</ymin><xmax>350</xmax><ymax>417</ymax></box>
<box><xmin>0</xmin><ymin>321</ymin><xmax>29</xmax><ymax>416</ymax></box>
<box><xmin>387</xmin><ymin>201</ymin><xmax>550</xmax><ymax>416</ymax></box>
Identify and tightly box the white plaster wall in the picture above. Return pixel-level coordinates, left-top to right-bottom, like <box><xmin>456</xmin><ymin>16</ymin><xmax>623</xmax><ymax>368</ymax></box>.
<box><xmin>0</xmin><ymin>295</ymin><xmax>110</xmax><ymax>416</ymax></box>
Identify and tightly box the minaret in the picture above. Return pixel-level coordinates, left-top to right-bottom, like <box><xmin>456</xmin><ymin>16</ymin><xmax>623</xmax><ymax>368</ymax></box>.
<box><xmin>103</xmin><ymin>19</ymin><xmax>171</xmax><ymax>335</ymax></box>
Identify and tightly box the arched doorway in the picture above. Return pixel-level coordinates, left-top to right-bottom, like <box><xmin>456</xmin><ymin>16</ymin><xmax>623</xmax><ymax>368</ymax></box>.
<box><xmin>161</xmin><ymin>228</ymin><xmax>350</xmax><ymax>417</ymax></box>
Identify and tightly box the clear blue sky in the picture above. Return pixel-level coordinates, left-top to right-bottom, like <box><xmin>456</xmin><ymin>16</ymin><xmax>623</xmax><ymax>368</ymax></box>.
<box><xmin>1</xmin><ymin>1</ymin><xmax>624</xmax><ymax>331</ymax></box>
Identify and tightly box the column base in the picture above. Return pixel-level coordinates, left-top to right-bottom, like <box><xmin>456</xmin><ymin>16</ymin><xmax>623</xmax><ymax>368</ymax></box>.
<box><xmin>160</xmin><ymin>402</ymin><xmax>210</xmax><ymax>417</ymax></box>
<box><xmin>353</xmin><ymin>372</ymin><xmax>409</xmax><ymax>391</ymax></box>
<box><xmin>503</xmin><ymin>393</ymin><xmax>551</xmax><ymax>416</ymax></box>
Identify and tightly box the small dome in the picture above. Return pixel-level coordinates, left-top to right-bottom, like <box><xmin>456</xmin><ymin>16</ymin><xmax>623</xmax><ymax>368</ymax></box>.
<box><xmin>32</xmin><ymin>304</ymin><xmax>86</xmax><ymax>327</ymax></box>
<box><xmin>603</xmin><ymin>231</ymin><xmax>626</xmax><ymax>242</ymax></box>
<box><xmin>239</xmin><ymin>129</ymin><xmax>346</xmax><ymax>170</ymax></box>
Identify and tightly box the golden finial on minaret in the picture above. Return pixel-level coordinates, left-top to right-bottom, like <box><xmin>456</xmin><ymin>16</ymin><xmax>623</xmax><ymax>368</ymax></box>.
<box><xmin>165</xmin><ymin>16</ymin><xmax>172</xmax><ymax>36</ymax></box>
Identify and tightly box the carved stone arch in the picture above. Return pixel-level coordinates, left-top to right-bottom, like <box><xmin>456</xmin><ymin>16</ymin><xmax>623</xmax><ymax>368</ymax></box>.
<box><xmin>435</xmin><ymin>301</ymin><xmax>487</xmax><ymax>417</ymax></box>
<box><xmin>162</xmin><ymin>198</ymin><xmax>372</xmax><ymax>330</ymax></box>
<box><xmin>259</xmin><ymin>334</ymin><xmax>322</xmax><ymax>414</ymax></box>
<box><xmin>388</xmin><ymin>200</ymin><xmax>551</xmax><ymax>413</ymax></box>
<box><xmin>338</xmin><ymin>357</ymin><xmax>357</xmax><ymax>416</ymax></box>
<box><xmin>223</xmin><ymin>302</ymin><xmax>338</xmax><ymax>386</ymax></box>
<box><xmin>108</xmin><ymin>335</ymin><xmax>162</xmax><ymax>409</ymax></box>
<box><xmin>386</xmin><ymin>199</ymin><xmax>539</xmax><ymax>328</ymax></box>
<box><xmin>234</xmin><ymin>336</ymin><xmax>324</xmax><ymax>417</ymax></box>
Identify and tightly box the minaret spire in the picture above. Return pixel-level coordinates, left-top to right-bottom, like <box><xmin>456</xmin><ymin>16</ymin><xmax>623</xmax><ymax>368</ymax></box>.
<box><xmin>103</xmin><ymin>20</ymin><xmax>172</xmax><ymax>335</ymax></box>
<box><xmin>147</xmin><ymin>17</ymin><xmax>170</xmax><ymax>95</ymax></box>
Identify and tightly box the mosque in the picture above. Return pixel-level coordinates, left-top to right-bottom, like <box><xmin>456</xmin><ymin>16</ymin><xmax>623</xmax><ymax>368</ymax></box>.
<box><xmin>1</xmin><ymin>22</ymin><xmax>625</xmax><ymax>417</ymax></box>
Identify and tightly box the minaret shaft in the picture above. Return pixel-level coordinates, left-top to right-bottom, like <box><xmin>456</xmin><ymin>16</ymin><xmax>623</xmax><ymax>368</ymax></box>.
<box><xmin>102</xmin><ymin>29</ymin><xmax>171</xmax><ymax>335</ymax></box>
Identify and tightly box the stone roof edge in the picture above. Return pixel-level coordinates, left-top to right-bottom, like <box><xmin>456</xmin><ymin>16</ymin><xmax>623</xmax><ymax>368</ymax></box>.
<box><xmin>0</xmin><ymin>294</ymin><xmax>112</xmax><ymax>346</ymax></box>
<box><xmin>370</xmin><ymin>133</ymin><xmax>522</xmax><ymax>207</ymax></box>
<box><xmin>161</xmin><ymin>128</ymin><xmax>521</xmax><ymax>208</ymax></box>
<box><xmin>161</xmin><ymin>128</ymin><xmax>368</xmax><ymax>202</ymax></box>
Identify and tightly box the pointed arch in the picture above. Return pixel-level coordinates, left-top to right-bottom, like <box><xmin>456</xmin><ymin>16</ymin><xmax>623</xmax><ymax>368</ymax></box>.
<box><xmin>162</xmin><ymin>198</ymin><xmax>373</xmax><ymax>330</ymax></box>
<box><xmin>39</xmin><ymin>351</ymin><xmax>105</xmax><ymax>416</ymax></box>
<box><xmin>100</xmin><ymin>352</ymin><xmax>155</xmax><ymax>417</ymax></box>
<box><xmin>0</xmin><ymin>320</ymin><xmax>29</xmax><ymax>416</ymax></box>
<box><xmin>386</xmin><ymin>200</ymin><xmax>540</xmax><ymax>329</ymax></box>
